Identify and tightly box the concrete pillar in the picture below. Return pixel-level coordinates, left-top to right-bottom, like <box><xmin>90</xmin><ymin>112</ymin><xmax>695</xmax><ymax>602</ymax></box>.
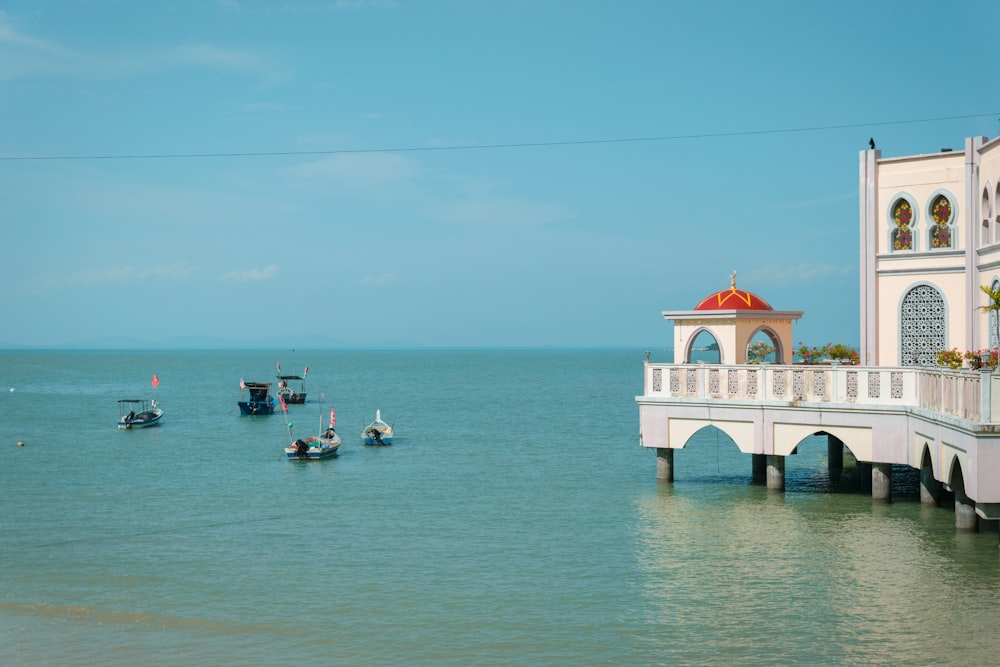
<box><xmin>751</xmin><ymin>454</ymin><xmax>766</xmax><ymax>484</ymax></box>
<box><xmin>872</xmin><ymin>462</ymin><xmax>892</xmax><ymax>503</ymax></box>
<box><xmin>955</xmin><ymin>488</ymin><xmax>978</xmax><ymax>533</ymax></box>
<box><xmin>656</xmin><ymin>447</ymin><xmax>674</xmax><ymax>483</ymax></box>
<box><xmin>827</xmin><ymin>437</ymin><xmax>844</xmax><ymax>470</ymax></box>
<box><xmin>766</xmin><ymin>455</ymin><xmax>785</xmax><ymax>492</ymax></box>
<box><xmin>920</xmin><ymin>466</ymin><xmax>942</xmax><ymax>507</ymax></box>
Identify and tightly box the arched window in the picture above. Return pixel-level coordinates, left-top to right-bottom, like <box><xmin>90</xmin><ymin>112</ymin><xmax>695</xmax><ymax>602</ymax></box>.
<box><xmin>900</xmin><ymin>284</ymin><xmax>945</xmax><ymax>366</ymax></box>
<box><xmin>746</xmin><ymin>328</ymin><xmax>780</xmax><ymax>364</ymax></box>
<box><xmin>982</xmin><ymin>187</ymin><xmax>992</xmax><ymax>246</ymax></box>
<box><xmin>929</xmin><ymin>194</ymin><xmax>953</xmax><ymax>249</ymax></box>
<box><xmin>891</xmin><ymin>198</ymin><xmax>914</xmax><ymax>251</ymax></box>
<box><xmin>686</xmin><ymin>329</ymin><xmax>722</xmax><ymax>364</ymax></box>
<box><xmin>995</xmin><ymin>183</ymin><xmax>1000</xmax><ymax>240</ymax></box>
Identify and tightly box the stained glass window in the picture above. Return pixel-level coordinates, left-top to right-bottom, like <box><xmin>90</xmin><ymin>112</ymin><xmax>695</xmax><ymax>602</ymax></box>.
<box><xmin>892</xmin><ymin>199</ymin><xmax>913</xmax><ymax>251</ymax></box>
<box><xmin>930</xmin><ymin>195</ymin><xmax>952</xmax><ymax>249</ymax></box>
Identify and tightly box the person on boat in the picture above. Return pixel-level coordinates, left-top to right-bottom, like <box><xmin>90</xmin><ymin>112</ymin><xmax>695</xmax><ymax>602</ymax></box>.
<box><xmin>126</xmin><ymin>409</ymin><xmax>135</xmax><ymax>423</ymax></box>
<box><xmin>323</xmin><ymin>427</ymin><xmax>336</xmax><ymax>439</ymax></box>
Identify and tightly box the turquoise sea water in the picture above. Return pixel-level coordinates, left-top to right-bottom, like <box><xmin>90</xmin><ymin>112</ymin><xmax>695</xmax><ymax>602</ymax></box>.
<box><xmin>2</xmin><ymin>349</ymin><xmax>999</xmax><ymax>666</ymax></box>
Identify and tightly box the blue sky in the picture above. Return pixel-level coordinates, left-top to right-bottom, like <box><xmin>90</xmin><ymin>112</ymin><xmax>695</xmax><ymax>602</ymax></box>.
<box><xmin>1</xmin><ymin>0</ymin><xmax>998</xmax><ymax>349</ymax></box>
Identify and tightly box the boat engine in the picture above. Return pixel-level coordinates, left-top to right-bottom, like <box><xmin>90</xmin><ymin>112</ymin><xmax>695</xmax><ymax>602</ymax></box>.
<box><xmin>295</xmin><ymin>439</ymin><xmax>309</xmax><ymax>457</ymax></box>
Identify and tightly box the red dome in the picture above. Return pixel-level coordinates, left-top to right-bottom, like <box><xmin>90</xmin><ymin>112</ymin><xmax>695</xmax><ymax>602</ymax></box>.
<box><xmin>695</xmin><ymin>284</ymin><xmax>773</xmax><ymax>311</ymax></box>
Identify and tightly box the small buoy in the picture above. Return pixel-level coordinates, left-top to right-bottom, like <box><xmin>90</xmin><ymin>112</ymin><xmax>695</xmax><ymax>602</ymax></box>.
<box><xmin>17</xmin><ymin>441</ymin><xmax>24</xmax><ymax>447</ymax></box>
<box><xmin>9</xmin><ymin>387</ymin><xmax>14</xmax><ymax>392</ymax></box>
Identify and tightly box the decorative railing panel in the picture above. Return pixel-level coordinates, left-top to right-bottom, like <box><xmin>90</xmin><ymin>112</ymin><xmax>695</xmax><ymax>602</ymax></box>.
<box><xmin>644</xmin><ymin>363</ymin><xmax>985</xmax><ymax>422</ymax></box>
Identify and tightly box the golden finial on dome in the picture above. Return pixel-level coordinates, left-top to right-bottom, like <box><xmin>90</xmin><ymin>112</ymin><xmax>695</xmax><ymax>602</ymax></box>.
<box><xmin>730</xmin><ymin>270</ymin><xmax>736</xmax><ymax>289</ymax></box>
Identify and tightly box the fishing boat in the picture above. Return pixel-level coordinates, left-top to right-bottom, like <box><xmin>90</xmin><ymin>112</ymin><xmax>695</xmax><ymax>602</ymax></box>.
<box><xmin>285</xmin><ymin>429</ymin><xmax>342</xmax><ymax>460</ymax></box>
<box><xmin>285</xmin><ymin>397</ymin><xmax>341</xmax><ymax>460</ymax></box>
<box><xmin>117</xmin><ymin>374</ymin><xmax>163</xmax><ymax>429</ymax></box>
<box><xmin>362</xmin><ymin>409</ymin><xmax>394</xmax><ymax>445</ymax></box>
<box><xmin>276</xmin><ymin>374</ymin><xmax>307</xmax><ymax>404</ymax></box>
<box><xmin>237</xmin><ymin>380</ymin><xmax>276</xmax><ymax>415</ymax></box>
<box><xmin>117</xmin><ymin>399</ymin><xmax>163</xmax><ymax>429</ymax></box>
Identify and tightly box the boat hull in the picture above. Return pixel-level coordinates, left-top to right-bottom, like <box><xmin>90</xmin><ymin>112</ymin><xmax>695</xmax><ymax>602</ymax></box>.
<box><xmin>117</xmin><ymin>408</ymin><xmax>163</xmax><ymax>429</ymax></box>
<box><xmin>277</xmin><ymin>391</ymin><xmax>306</xmax><ymax>404</ymax></box>
<box><xmin>285</xmin><ymin>436</ymin><xmax>341</xmax><ymax>460</ymax></box>
<box><xmin>238</xmin><ymin>399</ymin><xmax>275</xmax><ymax>415</ymax></box>
<box><xmin>285</xmin><ymin>446</ymin><xmax>340</xmax><ymax>460</ymax></box>
<box><xmin>361</xmin><ymin>409</ymin><xmax>393</xmax><ymax>445</ymax></box>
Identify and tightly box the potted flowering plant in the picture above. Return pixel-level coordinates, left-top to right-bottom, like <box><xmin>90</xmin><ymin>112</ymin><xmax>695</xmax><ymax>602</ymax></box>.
<box><xmin>827</xmin><ymin>343</ymin><xmax>859</xmax><ymax>364</ymax></box>
<box><xmin>795</xmin><ymin>341</ymin><xmax>830</xmax><ymax>364</ymax></box>
<box><xmin>964</xmin><ymin>349</ymin><xmax>999</xmax><ymax>370</ymax></box>
<box><xmin>934</xmin><ymin>348</ymin><xmax>963</xmax><ymax>369</ymax></box>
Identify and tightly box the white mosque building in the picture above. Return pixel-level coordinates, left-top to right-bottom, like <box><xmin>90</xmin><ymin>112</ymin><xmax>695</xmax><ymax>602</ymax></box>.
<box><xmin>637</xmin><ymin>135</ymin><xmax>1000</xmax><ymax>536</ymax></box>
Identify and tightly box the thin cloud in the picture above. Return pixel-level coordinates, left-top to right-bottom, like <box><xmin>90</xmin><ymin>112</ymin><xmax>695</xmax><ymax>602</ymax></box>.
<box><xmin>287</xmin><ymin>153</ymin><xmax>425</xmax><ymax>191</ymax></box>
<box><xmin>429</xmin><ymin>197</ymin><xmax>573</xmax><ymax>227</ymax></box>
<box><xmin>750</xmin><ymin>192</ymin><xmax>856</xmax><ymax>213</ymax></box>
<box><xmin>38</xmin><ymin>264</ymin><xmax>194</xmax><ymax>291</ymax></box>
<box><xmin>0</xmin><ymin>12</ymin><xmax>277</xmax><ymax>82</ymax></box>
<box><xmin>742</xmin><ymin>263</ymin><xmax>855</xmax><ymax>285</ymax></box>
<box><xmin>0</xmin><ymin>12</ymin><xmax>80</xmax><ymax>81</ymax></box>
<box><xmin>357</xmin><ymin>273</ymin><xmax>396</xmax><ymax>287</ymax></box>
<box><xmin>218</xmin><ymin>264</ymin><xmax>280</xmax><ymax>282</ymax></box>
<box><xmin>167</xmin><ymin>44</ymin><xmax>265</xmax><ymax>72</ymax></box>
<box><xmin>215</xmin><ymin>0</ymin><xmax>400</xmax><ymax>13</ymax></box>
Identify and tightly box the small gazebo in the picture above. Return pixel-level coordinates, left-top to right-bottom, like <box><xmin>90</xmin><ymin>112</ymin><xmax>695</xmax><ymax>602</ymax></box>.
<box><xmin>664</xmin><ymin>272</ymin><xmax>803</xmax><ymax>364</ymax></box>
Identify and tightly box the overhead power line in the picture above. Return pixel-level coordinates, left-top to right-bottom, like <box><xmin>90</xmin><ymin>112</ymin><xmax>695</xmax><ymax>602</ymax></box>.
<box><xmin>1</xmin><ymin>112</ymin><xmax>996</xmax><ymax>162</ymax></box>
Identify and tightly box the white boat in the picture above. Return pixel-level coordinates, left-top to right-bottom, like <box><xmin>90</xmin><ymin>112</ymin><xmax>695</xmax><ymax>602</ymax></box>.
<box><xmin>285</xmin><ymin>430</ymin><xmax>342</xmax><ymax>460</ymax></box>
<box><xmin>117</xmin><ymin>399</ymin><xmax>163</xmax><ymax>429</ymax></box>
<box><xmin>362</xmin><ymin>409</ymin><xmax>394</xmax><ymax>445</ymax></box>
<box><xmin>285</xmin><ymin>396</ymin><xmax>341</xmax><ymax>460</ymax></box>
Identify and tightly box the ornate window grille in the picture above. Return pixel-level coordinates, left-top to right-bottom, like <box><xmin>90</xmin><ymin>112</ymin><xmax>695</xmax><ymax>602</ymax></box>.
<box><xmin>868</xmin><ymin>372</ymin><xmax>881</xmax><ymax>399</ymax></box>
<box><xmin>813</xmin><ymin>371</ymin><xmax>826</xmax><ymax>398</ymax></box>
<box><xmin>900</xmin><ymin>284</ymin><xmax>946</xmax><ymax>366</ymax></box>
<box><xmin>792</xmin><ymin>370</ymin><xmax>805</xmax><ymax>398</ymax></box>
<box><xmin>891</xmin><ymin>371</ymin><xmax>903</xmax><ymax>399</ymax></box>
<box><xmin>773</xmin><ymin>371</ymin><xmax>785</xmax><ymax>397</ymax></box>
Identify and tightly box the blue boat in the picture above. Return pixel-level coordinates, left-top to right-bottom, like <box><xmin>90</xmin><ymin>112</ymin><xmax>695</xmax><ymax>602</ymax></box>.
<box><xmin>238</xmin><ymin>381</ymin><xmax>276</xmax><ymax>415</ymax></box>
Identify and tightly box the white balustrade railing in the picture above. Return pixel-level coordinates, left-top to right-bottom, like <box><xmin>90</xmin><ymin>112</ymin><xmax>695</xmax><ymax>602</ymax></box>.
<box><xmin>643</xmin><ymin>363</ymin><xmax>991</xmax><ymax>423</ymax></box>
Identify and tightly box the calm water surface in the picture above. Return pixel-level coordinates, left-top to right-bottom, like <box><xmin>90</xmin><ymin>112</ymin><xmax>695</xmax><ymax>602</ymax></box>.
<box><xmin>1</xmin><ymin>350</ymin><xmax>999</xmax><ymax>666</ymax></box>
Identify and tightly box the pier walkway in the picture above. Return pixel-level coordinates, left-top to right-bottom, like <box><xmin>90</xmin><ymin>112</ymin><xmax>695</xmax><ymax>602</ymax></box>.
<box><xmin>636</xmin><ymin>362</ymin><xmax>1000</xmax><ymax>533</ymax></box>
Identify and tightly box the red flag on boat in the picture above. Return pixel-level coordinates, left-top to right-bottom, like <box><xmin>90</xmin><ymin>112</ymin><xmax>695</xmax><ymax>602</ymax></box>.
<box><xmin>152</xmin><ymin>374</ymin><xmax>159</xmax><ymax>388</ymax></box>
<box><xmin>303</xmin><ymin>366</ymin><xmax>309</xmax><ymax>376</ymax></box>
<box><xmin>329</xmin><ymin>406</ymin><xmax>336</xmax><ymax>426</ymax></box>
<box><xmin>240</xmin><ymin>378</ymin><xmax>246</xmax><ymax>390</ymax></box>
<box><xmin>281</xmin><ymin>395</ymin><xmax>288</xmax><ymax>413</ymax></box>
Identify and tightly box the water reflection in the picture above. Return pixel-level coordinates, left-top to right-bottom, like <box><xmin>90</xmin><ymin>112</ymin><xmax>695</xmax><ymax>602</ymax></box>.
<box><xmin>631</xmin><ymin>433</ymin><xmax>1000</xmax><ymax>665</ymax></box>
